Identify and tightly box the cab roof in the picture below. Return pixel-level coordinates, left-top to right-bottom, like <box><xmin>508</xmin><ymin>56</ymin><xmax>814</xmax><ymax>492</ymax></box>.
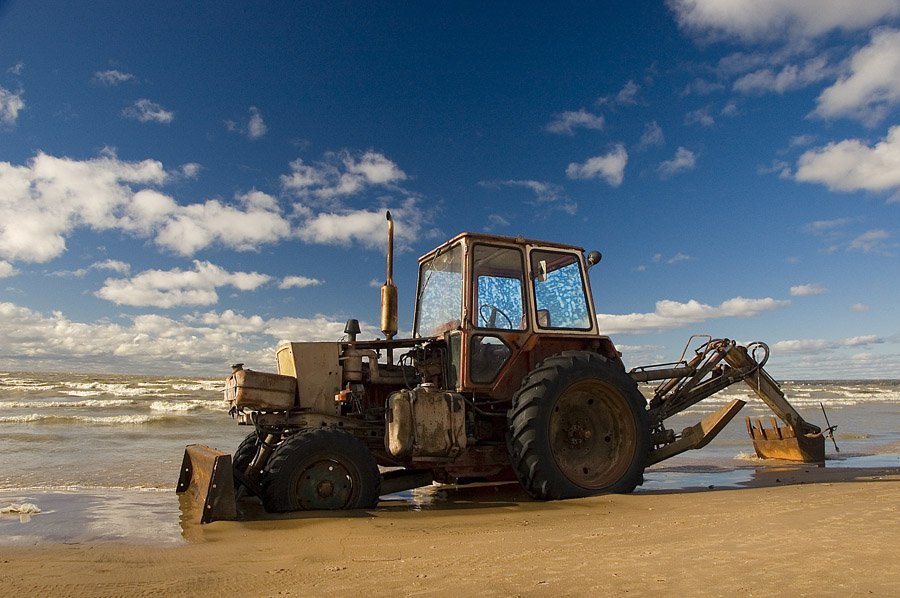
<box><xmin>417</xmin><ymin>232</ymin><xmax>586</xmax><ymax>264</ymax></box>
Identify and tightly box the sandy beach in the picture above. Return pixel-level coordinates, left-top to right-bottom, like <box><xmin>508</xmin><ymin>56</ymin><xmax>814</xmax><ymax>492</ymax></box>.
<box><xmin>2</xmin><ymin>463</ymin><xmax>898</xmax><ymax>597</ymax></box>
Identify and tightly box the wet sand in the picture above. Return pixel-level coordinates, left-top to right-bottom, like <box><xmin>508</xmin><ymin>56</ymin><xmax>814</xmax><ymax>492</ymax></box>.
<box><xmin>1</xmin><ymin>464</ymin><xmax>898</xmax><ymax>597</ymax></box>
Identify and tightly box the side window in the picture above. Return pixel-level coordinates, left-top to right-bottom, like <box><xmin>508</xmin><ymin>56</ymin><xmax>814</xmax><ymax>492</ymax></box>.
<box><xmin>469</xmin><ymin>335</ymin><xmax>512</xmax><ymax>384</ymax></box>
<box><xmin>531</xmin><ymin>250</ymin><xmax>591</xmax><ymax>330</ymax></box>
<box><xmin>473</xmin><ymin>245</ymin><xmax>526</xmax><ymax>330</ymax></box>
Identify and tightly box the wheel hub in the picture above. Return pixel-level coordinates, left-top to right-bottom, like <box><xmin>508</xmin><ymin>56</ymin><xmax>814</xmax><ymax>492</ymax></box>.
<box><xmin>297</xmin><ymin>460</ymin><xmax>353</xmax><ymax>509</ymax></box>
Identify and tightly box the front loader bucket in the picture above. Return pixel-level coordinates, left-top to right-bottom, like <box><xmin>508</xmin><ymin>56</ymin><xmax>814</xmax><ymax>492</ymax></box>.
<box><xmin>746</xmin><ymin>417</ymin><xmax>825</xmax><ymax>464</ymax></box>
<box><xmin>176</xmin><ymin>444</ymin><xmax>237</xmax><ymax>524</ymax></box>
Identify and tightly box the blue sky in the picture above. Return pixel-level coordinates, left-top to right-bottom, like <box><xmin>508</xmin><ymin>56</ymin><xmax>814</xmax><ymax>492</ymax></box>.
<box><xmin>1</xmin><ymin>1</ymin><xmax>899</xmax><ymax>378</ymax></box>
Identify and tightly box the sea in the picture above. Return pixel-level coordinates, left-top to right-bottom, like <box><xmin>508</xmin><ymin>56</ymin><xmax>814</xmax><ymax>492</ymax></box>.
<box><xmin>1</xmin><ymin>371</ymin><xmax>898</xmax><ymax>544</ymax></box>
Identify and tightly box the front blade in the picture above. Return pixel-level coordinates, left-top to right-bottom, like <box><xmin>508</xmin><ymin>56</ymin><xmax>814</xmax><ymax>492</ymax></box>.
<box><xmin>176</xmin><ymin>444</ymin><xmax>238</xmax><ymax>524</ymax></box>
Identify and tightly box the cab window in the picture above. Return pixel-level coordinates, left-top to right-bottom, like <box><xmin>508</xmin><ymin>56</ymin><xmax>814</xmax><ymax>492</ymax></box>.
<box><xmin>530</xmin><ymin>250</ymin><xmax>591</xmax><ymax>330</ymax></box>
<box><xmin>472</xmin><ymin>244</ymin><xmax>526</xmax><ymax>330</ymax></box>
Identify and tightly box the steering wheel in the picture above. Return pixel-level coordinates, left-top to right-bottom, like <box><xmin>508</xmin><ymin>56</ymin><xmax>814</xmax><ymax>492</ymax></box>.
<box><xmin>479</xmin><ymin>304</ymin><xmax>513</xmax><ymax>329</ymax></box>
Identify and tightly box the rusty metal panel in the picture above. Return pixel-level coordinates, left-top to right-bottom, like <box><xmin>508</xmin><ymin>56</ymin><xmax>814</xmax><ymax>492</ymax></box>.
<box><xmin>276</xmin><ymin>342</ymin><xmax>341</xmax><ymax>415</ymax></box>
<box><xmin>224</xmin><ymin>368</ymin><xmax>297</xmax><ymax>410</ymax></box>
<box><xmin>176</xmin><ymin>444</ymin><xmax>237</xmax><ymax>524</ymax></box>
<box><xmin>386</xmin><ymin>386</ymin><xmax>466</xmax><ymax>460</ymax></box>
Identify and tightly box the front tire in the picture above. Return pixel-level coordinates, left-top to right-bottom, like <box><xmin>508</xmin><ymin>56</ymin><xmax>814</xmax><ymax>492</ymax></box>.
<box><xmin>507</xmin><ymin>351</ymin><xmax>649</xmax><ymax>500</ymax></box>
<box><xmin>262</xmin><ymin>428</ymin><xmax>381</xmax><ymax>512</ymax></box>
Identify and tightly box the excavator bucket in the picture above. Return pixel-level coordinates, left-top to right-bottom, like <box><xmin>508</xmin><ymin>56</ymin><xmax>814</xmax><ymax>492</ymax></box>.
<box><xmin>746</xmin><ymin>417</ymin><xmax>825</xmax><ymax>463</ymax></box>
<box><xmin>176</xmin><ymin>444</ymin><xmax>238</xmax><ymax>524</ymax></box>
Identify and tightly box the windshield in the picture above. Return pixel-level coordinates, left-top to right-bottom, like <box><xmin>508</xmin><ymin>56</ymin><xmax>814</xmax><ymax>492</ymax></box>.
<box><xmin>414</xmin><ymin>243</ymin><xmax>463</xmax><ymax>337</ymax></box>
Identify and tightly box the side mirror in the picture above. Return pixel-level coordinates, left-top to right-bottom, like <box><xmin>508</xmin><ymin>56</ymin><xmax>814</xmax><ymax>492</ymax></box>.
<box><xmin>586</xmin><ymin>251</ymin><xmax>602</xmax><ymax>268</ymax></box>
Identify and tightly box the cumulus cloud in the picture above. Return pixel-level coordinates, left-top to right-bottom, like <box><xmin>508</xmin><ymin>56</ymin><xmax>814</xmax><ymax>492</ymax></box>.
<box><xmin>227</xmin><ymin>106</ymin><xmax>268</xmax><ymax>139</ymax></box>
<box><xmin>637</xmin><ymin>121</ymin><xmax>665</xmax><ymax>150</ymax></box>
<box><xmin>123</xmin><ymin>99</ymin><xmax>174</xmax><ymax>124</ymax></box>
<box><xmin>0</xmin><ymin>152</ymin><xmax>293</xmax><ymax>263</ymax></box>
<box><xmin>93</xmin><ymin>70</ymin><xmax>134</xmax><ymax>85</ymax></box>
<box><xmin>597</xmin><ymin>80</ymin><xmax>641</xmax><ymax>106</ymax></box>
<box><xmin>278</xmin><ymin>275</ymin><xmax>322</xmax><ymax>289</ymax></box>
<box><xmin>296</xmin><ymin>197</ymin><xmax>426</xmax><ymax>251</ymax></box>
<box><xmin>597</xmin><ymin>296</ymin><xmax>790</xmax><ymax>334</ymax></box>
<box><xmin>790</xmin><ymin>283</ymin><xmax>828</xmax><ymax>296</ymax></box>
<box><xmin>668</xmin><ymin>0</ymin><xmax>900</xmax><ymax>43</ymax></box>
<box><xmin>684</xmin><ymin>106</ymin><xmax>715</xmax><ymax>127</ymax></box>
<box><xmin>95</xmin><ymin>260</ymin><xmax>271</xmax><ymax>308</ymax></box>
<box><xmin>733</xmin><ymin>57</ymin><xmax>831</xmax><ymax>94</ymax></box>
<box><xmin>0</xmin><ymin>301</ymin><xmax>380</xmax><ymax>373</ymax></box>
<box><xmin>51</xmin><ymin>259</ymin><xmax>131</xmax><ymax>278</ymax></box>
<box><xmin>658</xmin><ymin>147</ymin><xmax>697</xmax><ymax>178</ymax></box>
<box><xmin>795</xmin><ymin>125</ymin><xmax>900</xmax><ymax>194</ymax></box>
<box><xmin>545</xmin><ymin>109</ymin><xmax>605</xmax><ymax>135</ymax></box>
<box><xmin>247</xmin><ymin>106</ymin><xmax>267</xmax><ymax>139</ymax></box>
<box><xmin>0</xmin><ymin>260</ymin><xmax>18</xmax><ymax>278</ymax></box>
<box><xmin>0</xmin><ymin>86</ymin><xmax>25</xmax><ymax>125</ymax></box>
<box><xmin>813</xmin><ymin>28</ymin><xmax>900</xmax><ymax>126</ymax></box>
<box><xmin>566</xmin><ymin>144</ymin><xmax>628</xmax><ymax>186</ymax></box>
<box><xmin>848</xmin><ymin>229</ymin><xmax>895</xmax><ymax>254</ymax></box>
<box><xmin>281</xmin><ymin>150</ymin><xmax>407</xmax><ymax>202</ymax></box>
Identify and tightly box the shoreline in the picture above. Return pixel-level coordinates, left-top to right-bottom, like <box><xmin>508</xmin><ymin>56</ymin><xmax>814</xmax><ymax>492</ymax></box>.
<box><xmin>1</xmin><ymin>462</ymin><xmax>898</xmax><ymax>596</ymax></box>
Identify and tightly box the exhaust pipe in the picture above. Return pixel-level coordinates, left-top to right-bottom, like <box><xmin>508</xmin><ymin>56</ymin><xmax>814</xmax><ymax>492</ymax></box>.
<box><xmin>381</xmin><ymin>212</ymin><xmax>398</xmax><ymax>353</ymax></box>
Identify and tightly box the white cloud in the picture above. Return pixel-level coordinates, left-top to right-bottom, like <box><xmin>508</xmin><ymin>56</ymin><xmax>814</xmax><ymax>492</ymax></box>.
<box><xmin>278</xmin><ymin>275</ymin><xmax>322</xmax><ymax>289</ymax></box>
<box><xmin>733</xmin><ymin>57</ymin><xmax>830</xmax><ymax>94</ymax></box>
<box><xmin>296</xmin><ymin>198</ymin><xmax>425</xmax><ymax>251</ymax></box>
<box><xmin>795</xmin><ymin>125</ymin><xmax>900</xmax><ymax>193</ymax></box>
<box><xmin>790</xmin><ymin>283</ymin><xmax>828</xmax><ymax>296</ymax></box>
<box><xmin>123</xmin><ymin>99</ymin><xmax>174</xmax><ymax>124</ymax></box>
<box><xmin>8</xmin><ymin>62</ymin><xmax>24</xmax><ymax>76</ymax></box>
<box><xmin>849</xmin><ymin>303</ymin><xmax>870</xmax><ymax>312</ymax></box>
<box><xmin>597</xmin><ymin>80</ymin><xmax>641</xmax><ymax>106</ymax></box>
<box><xmin>0</xmin><ymin>86</ymin><xmax>25</xmax><ymax>125</ymax></box>
<box><xmin>247</xmin><ymin>106</ymin><xmax>267</xmax><ymax>139</ymax></box>
<box><xmin>545</xmin><ymin>109</ymin><xmax>605</xmax><ymax>135</ymax></box>
<box><xmin>773</xmin><ymin>334</ymin><xmax>885</xmax><ymax>354</ymax></box>
<box><xmin>180</xmin><ymin>163</ymin><xmax>201</xmax><ymax>178</ymax></box>
<box><xmin>566</xmin><ymin>144</ymin><xmax>628</xmax><ymax>186</ymax></box>
<box><xmin>281</xmin><ymin>150</ymin><xmax>407</xmax><ymax>202</ymax></box>
<box><xmin>684</xmin><ymin>106</ymin><xmax>714</xmax><ymax>127</ymax></box>
<box><xmin>658</xmin><ymin>147</ymin><xmax>697</xmax><ymax>178</ymax></box>
<box><xmin>668</xmin><ymin>0</ymin><xmax>900</xmax><ymax>43</ymax></box>
<box><xmin>637</xmin><ymin>121</ymin><xmax>665</xmax><ymax>150</ymax></box>
<box><xmin>848</xmin><ymin>229</ymin><xmax>894</xmax><ymax>254</ymax></box>
<box><xmin>480</xmin><ymin>179</ymin><xmax>576</xmax><ymax>214</ymax></box>
<box><xmin>51</xmin><ymin>259</ymin><xmax>131</xmax><ymax>278</ymax></box>
<box><xmin>598</xmin><ymin>296</ymin><xmax>790</xmax><ymax>334</ymax></box>
<box><xmin>814</xmin><ymin>28</ymin><xmax>900</xmax><ymax>125</ymax></box>
<box><xmin>96</xmin><ymin>260</ymin><xmax>271</xmax><ymax>308</ymax></box>
<box><xmin>0</xmin><ymin>260</ymin><xmax>18</xmax><ymax>278</ymax></box>
<box><xmin>0</xmin><ymin>152</ymin><xmax>293</xmax><ymax>263</ymax></box>
<box><xmin>93</xmin><ymin>70</ymin><xmax>134</xmax><ymax>85</ymax></box>
<box><xmin>0</xmin><ymin>301</ymin><xmax>380</xmax><ymax>373</ymax></box>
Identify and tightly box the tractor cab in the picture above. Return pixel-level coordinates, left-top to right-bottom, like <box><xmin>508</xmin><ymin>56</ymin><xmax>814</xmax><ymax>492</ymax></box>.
<box><xmin>413</xmin><ymin>233</ymin><xmax>619</xmax><ymax>397</ymax></box>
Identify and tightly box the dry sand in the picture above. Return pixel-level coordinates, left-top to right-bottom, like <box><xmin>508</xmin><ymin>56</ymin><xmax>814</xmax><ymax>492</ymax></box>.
<box><xmin>2</xmin><ymin>465</ymin><xmax>898</xmax><ymax>597</ymax></box>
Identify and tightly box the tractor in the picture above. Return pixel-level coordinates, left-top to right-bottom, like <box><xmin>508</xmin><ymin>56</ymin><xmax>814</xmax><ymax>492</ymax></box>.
<box><xmin>178</xmin><ymin>213</ymin><xmax>827</xmax><ymax>522</ymax></box>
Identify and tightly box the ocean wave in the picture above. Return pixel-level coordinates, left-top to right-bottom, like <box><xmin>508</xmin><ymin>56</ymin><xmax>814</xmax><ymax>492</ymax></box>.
<box><xmin>0</xmin><ymin>413</ymin><xmax>178</xmax><ymax>425</ymax></box>
<box><xmin>149</xmin><ymin>399</ymin><xmax>221</xmax><ymax>412</ymax></box>
<box><xmin>0</xmin><ymin>399</ymin><xmax>137</xmax><ymax>409</ymax></box>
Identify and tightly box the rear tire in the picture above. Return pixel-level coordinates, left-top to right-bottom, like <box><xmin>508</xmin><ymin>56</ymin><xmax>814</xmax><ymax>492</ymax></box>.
<box><xmin>507</xmin><ymin>351</ymin><xmax>649</xmax><ymax>500</ymax></box>
<box><xmin>262</xmin><ymin>428</ymin><xmax>381</xmax><ymax>512</ymax></box>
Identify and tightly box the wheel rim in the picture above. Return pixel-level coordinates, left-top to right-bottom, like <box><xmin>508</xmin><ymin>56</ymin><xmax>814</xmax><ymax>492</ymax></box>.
<box><xmin>548</xmin><ymin>379</ymin><xmax>638</xmax><ymax>490</ymax></box>
<box><xmin>294</xmin><ymin>458</ymin><xmax>355</xmax><ymax>509</ymax></box>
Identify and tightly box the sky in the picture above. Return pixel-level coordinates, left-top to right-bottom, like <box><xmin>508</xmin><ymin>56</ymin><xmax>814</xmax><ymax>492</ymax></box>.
<box><xmin>0</xmin><ymin>0</ymin><xmax>899</xmax><ymax>379</ymax></box>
